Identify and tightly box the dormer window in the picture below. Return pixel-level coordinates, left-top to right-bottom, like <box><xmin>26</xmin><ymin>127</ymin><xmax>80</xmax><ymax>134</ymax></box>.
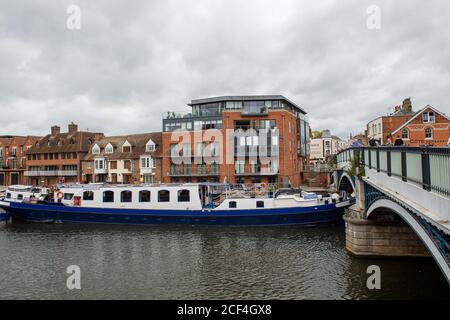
<box><xmin>35</xmin><ymin>142</ymin><xmax>40</xmax><ymax>147</ymax></box>
<box><xmin>92</xmin><ymin>144</ymin><xmax>101</xmax><ymax>154</ymax></box>
<box><xmin>146</xmin><ymin>139</ymin><xmax>156</xmax><ymax>152</ymax></box>
<box><xmin>57</xmin><ymin>140</ymin><xmax>62</xmax><ymax>147</ymax></box>
<box><xmin>47</xmin><ymin>141</ymin><xmax>51</xmax><ymax>147</ymax></box>
<box><xmin>105</xmin><ymin>143</ymin><xmax>114</xmax><ymax>154</ymax></box>
<box><xmin>122</xmin><ymin>140</ymin><xmax>132</xmax><ymax>153</ymax></box>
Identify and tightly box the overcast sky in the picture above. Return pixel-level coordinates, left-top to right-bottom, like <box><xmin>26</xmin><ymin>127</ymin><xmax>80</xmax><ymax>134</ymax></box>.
<box><xmin>1</xmin><ymin>0</ymin><xmax>449</xmax><ymax>139</ymax></box>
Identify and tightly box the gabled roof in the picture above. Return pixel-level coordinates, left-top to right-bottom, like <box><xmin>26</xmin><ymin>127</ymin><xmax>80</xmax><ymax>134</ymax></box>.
<box><xmin>391</xmin><ymin>105</ymin><xmax>450</xmax><ymax>135</ymax></box>
<box><xmin>26</xmin><ymin>131</ymin><xmax>103</xmax><ymax>154</ymax></box>
<box><xmin>83</xmin><ymin>132</ymin><xmax>162</xmax><ymax>161</ymax></box>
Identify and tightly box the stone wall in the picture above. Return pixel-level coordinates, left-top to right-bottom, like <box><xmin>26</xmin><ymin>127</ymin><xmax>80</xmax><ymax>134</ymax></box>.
<box><xmin>344</xmin><ymin>209</ymin><xmax>430</xmax><ymax>258</ymax></box>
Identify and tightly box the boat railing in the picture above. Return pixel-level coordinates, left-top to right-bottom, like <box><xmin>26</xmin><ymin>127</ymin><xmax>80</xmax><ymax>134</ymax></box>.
<box><xmin>223</xmin><ymin>183</ymin><xmax>279</xmax><ymax>199</ymax></box>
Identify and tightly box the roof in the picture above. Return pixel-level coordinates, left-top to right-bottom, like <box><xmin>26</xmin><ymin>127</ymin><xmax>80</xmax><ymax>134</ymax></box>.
<box><xmin>391</xmin><ymin>105</ymin><xmax>450</xmax><ymax>135</ymax></box>
<box><xmin>83</xmin><ymin>132</ymin><xmax>162</xmax><ymax>161</ymax></box>
<box><xmin>189</xmin><ymin>95</ymin><xmax>307</xmax><ymax>114</ymax></box>
<box><xmin>26</xmin><ymin>131</ymin><xmax>103</xmax><ymax>154</ymax></box>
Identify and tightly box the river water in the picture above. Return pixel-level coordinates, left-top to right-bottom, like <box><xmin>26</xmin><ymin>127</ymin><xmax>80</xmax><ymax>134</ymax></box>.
<box><xmin>0</xmin><ymin>221</ymin><xmax>449</xmax><ymax>299</ymax></box>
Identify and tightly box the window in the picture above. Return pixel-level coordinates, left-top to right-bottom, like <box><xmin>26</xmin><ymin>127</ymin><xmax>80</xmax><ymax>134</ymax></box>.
<box><xmin>229</xmin><ymin>201</ymin><xmax>237</xmax><ymax>208</ymax></box>
<box><xmin>83</xmin><ymin>191</ymin><xmax>94</xmax><ymax>201</ymax></box>
<box><xmin>124</xmin><ymin>160</ymin><xmax>132</xmax><ymax>170</ymax></box>
<box><xmin>178</xmin><ymin>189</ymin><xmax>190</xmax><ymax>202</ymax></box>
<box><xmin>6</xmin><ymin>193</ymin><xmax>11</xmax><ymax>199</ymax></box>
<box><xmin>146</xmin><ymin>142</ymin><xmax>155</xmax><ymax>152</ymax></box>
<box><xmin>121</xmin><ymin>190</ymin><xmax>132</xmax><ymax>203</ymax></box>
<box><xmin>110</xmin><ymin>161</ymin><xmax>117</xmax><ymax>169</ymax></box>
<box><xmin>64</xmin><ymin>193</ymin><xmax>74</xmax><ymax>200</ymax></box>
<box><xmin>92</xmin><ymin>144</ymin><xmax>100</xmax><ymax>154</ymax></box>
<box><xmin>423</xmin><ymin>112</ymin><xmax>435</xmax><ymax>123</ymax></box>
<box><xmin>17</xmin><ymin>194</ymin><xmax>23</xmax><ymax>200</ymax></box>
<box><xmin>257</xmin><ymin>201</ymin><xmax>264</xmax><ymax>208</ymax></box>
<box><xmin>103</xmin><ymin>191</ymin><xmax>114</xmax><ymax>202</ymax></box>
<box><xmin>105</xmin><ymin>144</ymin><xmax>114</xmax><ymax>154</ymax></box>
<box><xmin>86</xmin><ymin>162</ymin><xmax>92</xmax><ymax>169</ymax></box>
<box><xmin>123</xmin><ymin>145</ymin><xmax>131</xmax><ymax>153</ymax></box>
<box><xmin>402</xmin><ymin>128</ymin><xmax>409</xmax><ymax>139</ymax></box>
<box><xmin>139</xmin><ymin>190</ymin><xmax>151</xmax><ymax>202</ymax></box>
<box><xmin>158</xmin><ymin>190</ymin><xmax>170</xmax><ymax>202</ymax></box>
<box><xmin>141</xmin><ymin>157</ymin><xmax>153</xmax><ymax>169</ymax></box>
<box><xmin>425</xmin><ymin>128</ymin><xmax>433</xmax><ymax>139</ymax></box>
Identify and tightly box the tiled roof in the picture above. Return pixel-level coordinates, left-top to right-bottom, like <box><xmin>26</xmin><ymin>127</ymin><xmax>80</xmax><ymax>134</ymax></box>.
<box><xmin>83</xmin><ymin>132</ymin><xmax>162</xmax><ymax>161</ymax></box>
<box><xmin>26</xmin><ymin>131</ymin><xmax>103</xmax><ymax>154</ymax></box>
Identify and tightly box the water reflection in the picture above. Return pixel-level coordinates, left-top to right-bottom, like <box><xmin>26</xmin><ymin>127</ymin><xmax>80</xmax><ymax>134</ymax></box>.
<box><xmin>0</xmin><ymin>222</ymin><xmax>448</xmax><ymax>299</ymax></box>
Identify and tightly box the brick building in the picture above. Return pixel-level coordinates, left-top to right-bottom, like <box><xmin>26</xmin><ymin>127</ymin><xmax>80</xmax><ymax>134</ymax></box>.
<box><xmin>390</xmin><ymin>105</ymin><xmax>450</xmax><ymax>147</ymax></box>
<box><xmin>0</xmin><ymin>135</ymin><xmax>41</xmax><ymax>186</ymax></box>
<box><xmin>81</xmin><ymin>132</ymin><xmax>162</xmax><ymax>184</ymax></box>
<box><xmin>24</xmin><ymin>123</ymin><xmax>104</xmax><ymax>186</ymax></box>
<box><xmin>162</xmin><ymin>95</ymin><xmax>310</xmax><ymax>187</ymax></box>
<box><xmin>366</xmin><ymin>98</ymin><xmax>415</xmax><ymax>145</ymax></box>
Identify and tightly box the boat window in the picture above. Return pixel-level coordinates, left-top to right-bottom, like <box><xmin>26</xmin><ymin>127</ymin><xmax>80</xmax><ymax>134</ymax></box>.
<box><xmin>17</xmin><ymin>194</ymin><xmax>23</xmax><ymax>200</ymax></box>
<box><xmin>64</xmin><ymin>193</ymin><xmax>74</xmax><ymax>200</ymax></box>
<box><xmin>121</xmin><ymin>190</ymin><xmax>133</xmax><ymax>203</ymax></box>
<box><xmin>229</xmin><ymin>201</ymin><xmax>237</xmax><ymax>208</ymax></box>
<box><xmin>139</xmin><ymin>190</ymin><xmax>151</xmax><ymax>202</ymax></box>
<box><xmin>6</xmin><ymin>193</ymin><xmax>11</xmax><ymax>199</ymax></box>
<box><xmin>256</xmin><ymin>201</ymin><xmax>264</xmax><ymax>208</ymax></box>
<box><xmin>178</xmin><ymin>189</ymin><xmax>190</xmax><ymax>202</ymax></box>
<box><xmin>83</xmin><ymin>191</ymin><xmax>94</xmax><ymax>201</ymax></box>
<box><xmin>103</xmin><ymin>191</ymin><xmax>114</xmax><ymax>203</ymax></box>
<box><xmin>158</xmin><ymin>190</ymin><xmax>170</xmax><ymax>202</ymax></box>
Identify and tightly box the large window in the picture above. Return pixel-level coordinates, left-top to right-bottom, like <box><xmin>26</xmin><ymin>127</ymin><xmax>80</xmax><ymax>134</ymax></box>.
<box><xmin>178</xmin><ymin>190</ymin><xmax>190</xmax><ymax>202</ymax></box>
<box><xmin>121</xmin><ymin>190</ymin><xmax>132</xmax><ymax>203</ymax></box>
<box><xmin>158</xmin><ymin>190</ymin><xmax>170</xmax><ymax>202</ymax></box>
<box><xmin>139</xmin><ymin>191</ymin><xmax>151</xmax><ymax>202</ymax></box>
<box><xmin>103</xmin><ymin>191</ymin><xmax>114</xmax><ymax>203</ymax></box>
<box><xmin>83</xmin><ymin>191</ymin><xmax>94</xmax><ymax>201</ymax></box>
<box><xmin>425</xmin><ymin>128</ymin><xmax>433</xmax><ymax>139</ymax></box>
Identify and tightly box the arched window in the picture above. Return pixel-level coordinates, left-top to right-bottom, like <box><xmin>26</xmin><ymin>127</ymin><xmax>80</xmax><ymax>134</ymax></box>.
<box><xmin>121</xmin><ymin>190</ymin><xmax>132</xmax><ymax>203</ymax></box>
<box><xmin>83</xmin><ymin>191</ymin><xmax>94</xmax><ymax>201</ymax></box>
<box><xmin>139</xmin><ymin>190</ymin><xmax>151</xmax><ymax>202</ymax></box>
<box><xmin>229</xmin><ymin>201</ymin><xmax>237</xmax><ymax>208</ymax></box>
<box><xmin>103</xmin><ymin>191</ymin><xmax>114</xmax><ymax>203</ymax></box>
<box><xmin>401</xmin><ymin>128</ymin><xmax>409</xmax><ymax>139</ymax></box>
<box><xmin>425</xmin><ymin>128</ymin><xmax>433</xmax><ymax>139</ymax></box>
<box><xmin>177</xmin><ymin>189</ymin><xmax>190</xmax><ymax>202</ymax></box>
<box><xmin>158</xmin><ymin>190</ymin><xmax>170</xmax><ymax>202</ymax></box>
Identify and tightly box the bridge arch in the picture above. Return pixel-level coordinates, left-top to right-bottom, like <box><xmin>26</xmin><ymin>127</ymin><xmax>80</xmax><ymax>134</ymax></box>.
<box><xmin>338</xmin><ymin>172</ymin><xmax>355</xmax><ymax>194</ymax></box>
<box><xmin>367</xmin><ymin>198</ymin><xmax>450</xmax><ymax>284</ymax></box>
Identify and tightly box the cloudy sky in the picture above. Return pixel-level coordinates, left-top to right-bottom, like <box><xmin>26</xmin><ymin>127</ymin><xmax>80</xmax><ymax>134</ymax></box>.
<box><xmin>1</xmin><ymin>0</ymin><xmax>449</xmax><ymax>139</ymax></box>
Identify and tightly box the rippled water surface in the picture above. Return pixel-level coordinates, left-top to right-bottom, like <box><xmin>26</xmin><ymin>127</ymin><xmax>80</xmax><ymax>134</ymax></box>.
<box><xmin>0</xmin><ymin>222</ymin><xmax>449</xmax><ymax>299</ymax></box>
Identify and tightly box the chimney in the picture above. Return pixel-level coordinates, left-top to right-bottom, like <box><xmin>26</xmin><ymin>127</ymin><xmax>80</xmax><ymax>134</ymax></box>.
<box><xmin>51</xmin><ymin>125</ymin><xmax>61</xmax><ymax>135</ymax></box>
<box><xmin>394</xmin><ymin>105</ymin><xmax>401</xmax><ymax>113</ymax></box>
<box><xmin>68</xmin><ymin>122</ymin><xmax>78</xmax><ymax>134</ymax></box>
<box><xmin>402</xmin><ymin>98</ymin><xmax>412</xmax><ymax>113</ymax></box>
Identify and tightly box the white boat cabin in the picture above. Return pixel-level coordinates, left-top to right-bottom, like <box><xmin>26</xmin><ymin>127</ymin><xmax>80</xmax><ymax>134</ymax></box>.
<box><xmin>2</xmin><ymin>185</ymin><xmax>49</xmax><ymax>203</ymax></box>
<box><xmin>55</xmin><ymin>183</ymin><xmax>343</xmax><ymax>211</ymax></box>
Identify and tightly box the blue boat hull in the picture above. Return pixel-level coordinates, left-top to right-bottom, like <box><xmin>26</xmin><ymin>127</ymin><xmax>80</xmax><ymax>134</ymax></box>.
<box><xmin>0</xmin><ymin>200</ymin><xmax>353</xmax><ymax>226</ymax></box>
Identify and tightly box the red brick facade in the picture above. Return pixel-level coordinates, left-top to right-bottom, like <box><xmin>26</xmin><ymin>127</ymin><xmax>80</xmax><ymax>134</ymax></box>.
<box><xmin>391</xmin><ymin>106</ymin><xmax>450</xmax><ymax>147</ymax></box>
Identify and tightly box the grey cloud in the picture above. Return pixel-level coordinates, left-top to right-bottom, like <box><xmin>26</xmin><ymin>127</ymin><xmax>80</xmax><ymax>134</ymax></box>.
<box><xmin>0</xmin><ymin>0</ymin><xmax>449</xmax><ymax>138</ymax></box>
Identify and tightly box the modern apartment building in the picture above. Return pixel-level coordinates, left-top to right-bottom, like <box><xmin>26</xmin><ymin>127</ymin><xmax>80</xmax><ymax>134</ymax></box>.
<box><xmin>162</xmin><ymin>95</ymin><xmax>310</xmax><ymax>187</ymax></box>
<box><xmin>24</xmin><ymin>123</ymin><xmax>104</xmax><ymax>186</ymax></box>
<box><xmin>81</xmin><ymin>133</ymin><xmax>162</xmax><ymax>184</ymax></box>
<box><xmin>0</xmin><ymin>135</ymin><xmax>41</xmax><ymax>186</ymax></box>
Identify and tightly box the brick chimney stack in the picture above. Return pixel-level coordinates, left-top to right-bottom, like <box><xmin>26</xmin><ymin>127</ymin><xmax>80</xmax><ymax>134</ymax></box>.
<box><xmin>402</xmin><ymin>98</ymin><xmax>412</xmax><ymax>113</ymax></box>
<box><xmin>51</xmin><ymin>125</ymin><xmax>61</xmax><ymax>135</ymax></box>
<box><xmin>68</xmin><ymin>122</ymin><xmax>78</xmax><ymax>134</ymax></box>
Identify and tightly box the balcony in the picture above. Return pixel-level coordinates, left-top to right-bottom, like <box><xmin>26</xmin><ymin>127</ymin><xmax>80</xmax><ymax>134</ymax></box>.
<box><xmin>169</xmin><ymin>165</ymin><xmax>219</xmax><ymax>177</ymax></box>
<box><xmin>163</xmin><ymin>111</ymin><xmax>193</xmax><ymax>120</ymax></box>
<box><xmin>24</xmin><ymin>170</ymin><xmax>78</xmax><ymax>177</ymax></box>
<box><xmin>242</xmin><ymin>106</ymin><xmax>269</xmax><ymax>116</ymax></box>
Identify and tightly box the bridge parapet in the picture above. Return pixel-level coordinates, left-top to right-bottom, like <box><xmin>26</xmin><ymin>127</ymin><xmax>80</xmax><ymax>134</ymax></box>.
<box><xmin>337</xmin><ymin>146</ymin><xmax>450</xmax><ymax>234</ymax></box>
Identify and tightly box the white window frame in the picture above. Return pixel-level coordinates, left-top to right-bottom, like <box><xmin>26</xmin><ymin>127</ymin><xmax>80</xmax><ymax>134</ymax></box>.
<box><xmin>92</xmin><ymin>144</ymin><xmax>101</xmax><ymax>155</ymax></box>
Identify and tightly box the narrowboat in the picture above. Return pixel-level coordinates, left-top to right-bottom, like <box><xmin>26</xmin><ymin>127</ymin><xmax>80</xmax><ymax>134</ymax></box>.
<box><xmin>0</xmin><ymin>183</ymin><xmax>354</xmax><ymax>226</ymax></box>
